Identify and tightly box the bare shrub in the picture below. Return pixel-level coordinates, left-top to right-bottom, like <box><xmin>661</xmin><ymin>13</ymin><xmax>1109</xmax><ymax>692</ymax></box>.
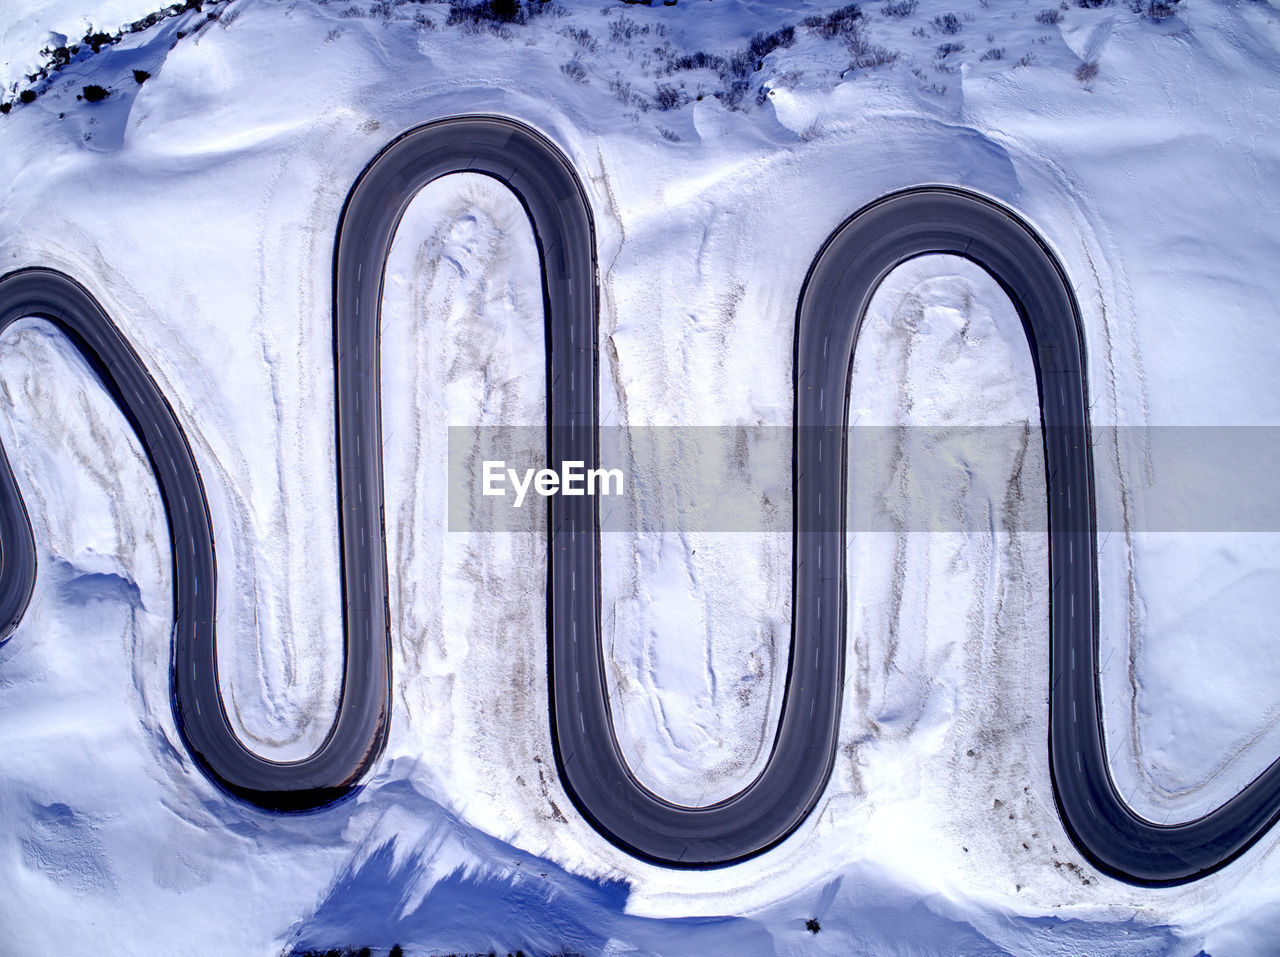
<box><xmin>447</xmin><ymin>0</ymin><xmax>552</xmax><ymax>30</ymax></box>
<box><xmin>560</xmin><ymin>59</ymin><xmax>587</xmax><ymax>81</ymax></box>
<box><xmin>609</xmin><ymin>15</ymin><xmax>647</xmax><ymax>44</ymax></box>
<box><xmin>717</xmin><ymin>77</ymin><xmax>750</xmax><ymax>108</ymax></box>
<box><xmin>1131</xmin><ymin>0</ymin><xmax>1180</xmax><ymax>19</ymax></box>
<box><xmin>748</xmin><ymin>25</ymin><xmax>796</xmax><ymax>62</ymax></box>
<box><xmin>609</xmin><ymin>72</ymin><xmax>649</xmax><ymax>110</ymax></box>
<box><xmin>654</xmin><ymin>83</ymin><xmax>687</xmax><ymax>110</ymax></box>
<box><xmin>933</xmin><ymin>12</ymin><xmax>962</xmax><ymax>33</ymax></box>
<box><xmin>849</xmin><ymin>37</ymin><xmax>899</xmax><ymax>69</ymax></box>
<box><xmin>659</xmin><ymin>22</ymin><xmax>799</xmax><ymax>111</ymax></box>
<box><xmin>803</xmin><ymin>3</ymin><xmax>864</xmax><ymax>40</ymax></box>
<box><xmin>670</xmin><ymin>50</ymin><xmax>727</xmax><ymax>73</ymax></box>
<box><xmin>560</xmin><ymin>25</ymin><xmax>595</xmax><ymax>52</ymax></box>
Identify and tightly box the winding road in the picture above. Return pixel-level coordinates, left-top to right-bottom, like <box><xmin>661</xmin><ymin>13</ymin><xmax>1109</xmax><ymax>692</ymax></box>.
<box><xmin>1</xmin><ymin>114</ymin><xmax>1277</xmax><ymax>884</ymax></box>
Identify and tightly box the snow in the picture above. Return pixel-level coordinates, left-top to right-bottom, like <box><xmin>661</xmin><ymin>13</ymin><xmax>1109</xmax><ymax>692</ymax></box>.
<box><xmin>1</xmin><ymin>0</ymin><xmax>162</xmax><ymax>91</ymax></box>
<box><xmin>2</xmin><ymin>0</ymin><xmax>1280</xmax><ymax>953</ymax></box>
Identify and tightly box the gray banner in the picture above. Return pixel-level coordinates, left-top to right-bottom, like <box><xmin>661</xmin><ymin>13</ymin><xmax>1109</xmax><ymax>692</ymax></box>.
<box><xmin>446</xmin><ymin>426</ymin><xmax>1280</xmax><ymax>533</ymax></box>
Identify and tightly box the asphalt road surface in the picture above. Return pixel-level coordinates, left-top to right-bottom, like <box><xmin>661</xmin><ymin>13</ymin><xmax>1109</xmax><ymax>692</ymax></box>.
<box><xmin>1</xmin><ymin>115</ymin><xmax>1277</xmax><ymax>883</ymax></box>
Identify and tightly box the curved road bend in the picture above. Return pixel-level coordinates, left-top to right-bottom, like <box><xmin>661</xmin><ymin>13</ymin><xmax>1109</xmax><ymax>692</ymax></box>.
<box><xmin>2</xmin><ymin>116</ymin><xmax>1279</xmax><ymax>882</ymax></box>
<box><xmin>0</xmin><ymin>271</ymin><xmax>199</xmax><ymax>654</ymax></box>
<box><xmin>0</xmin><ymin>403</ymin><xmax>35</xmax><ymax>638</ymax></box>
<box><xmin>804</xmin><ymin>189</ymin><xmax>1280</xmax><ymax>884</ymax></box>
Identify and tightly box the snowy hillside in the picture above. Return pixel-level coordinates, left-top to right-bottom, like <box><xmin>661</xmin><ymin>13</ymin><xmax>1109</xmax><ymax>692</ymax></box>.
<box><xmin>2</xmin><ymin>0</ymin><xmax>1280</xmax><ymax>954</ymax></box>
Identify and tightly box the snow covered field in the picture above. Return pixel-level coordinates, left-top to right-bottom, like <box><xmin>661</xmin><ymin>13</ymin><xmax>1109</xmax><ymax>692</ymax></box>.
<box><xmin>2</xmin><ymin>0</ymin><xmax>1280</xmax><ymax>953</ymax></box>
